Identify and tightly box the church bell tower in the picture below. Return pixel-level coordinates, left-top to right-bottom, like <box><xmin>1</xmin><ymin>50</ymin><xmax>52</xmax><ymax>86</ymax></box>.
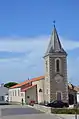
<box><xmin>44</xmin><ymin>24</ymin><xmax>68</xmax><ymax>103</ymax></box>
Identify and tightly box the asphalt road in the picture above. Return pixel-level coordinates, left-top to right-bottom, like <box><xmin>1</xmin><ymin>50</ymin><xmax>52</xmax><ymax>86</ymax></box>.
<box><xmin>0</xmin><ymin>105</ymin><xmax>77</xmax><ymax>119</ymax></box>
<box><xmin>2</xmin><ymin>114</ymin><xmax>61</xmax><ymax>119</ymax></box>
<box><xmin>1</xmin><ymin>107</ymin><xmax>43</xmax><ymax>116</ymax></box>
<box><xmin>0</xmin><ymin>105</ymin><xmax>61</xmax><ymax>119</ymax></box>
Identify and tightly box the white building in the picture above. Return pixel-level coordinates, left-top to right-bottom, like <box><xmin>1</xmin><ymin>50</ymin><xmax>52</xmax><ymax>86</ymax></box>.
<box><xmin>0</xmin><ymin>84</ymin><xmax>9</xmax><ymax>104</ymax></box>
<box><xmin>76</xmin><ymin>91</ymin><xmax>79</xmax><ymax>104</ymax></box>
<box><xmin>9</xmin><ymin>76</ymin><xmax>45</xmax><ymax>104</ymax></box>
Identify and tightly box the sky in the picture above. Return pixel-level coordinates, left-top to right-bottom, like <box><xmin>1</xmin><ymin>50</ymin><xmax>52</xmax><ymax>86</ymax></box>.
<box><xmin>0</xmin><ymin>0</ymin><xmax>79</xmax><ymax>85</ymax></box>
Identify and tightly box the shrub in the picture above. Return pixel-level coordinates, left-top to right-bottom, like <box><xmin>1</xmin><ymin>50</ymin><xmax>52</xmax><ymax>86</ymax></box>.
<box><xmin>51</xmin><ymin>108</ymin><xmax>79</xmax><ymax>114</ymax></box>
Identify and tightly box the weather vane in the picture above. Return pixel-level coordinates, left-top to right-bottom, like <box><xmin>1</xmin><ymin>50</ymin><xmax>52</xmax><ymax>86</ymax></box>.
<box><xmin>53</xmin><ymin>20</ymin><xmax>56</xmax><ymax>27</ymax></box>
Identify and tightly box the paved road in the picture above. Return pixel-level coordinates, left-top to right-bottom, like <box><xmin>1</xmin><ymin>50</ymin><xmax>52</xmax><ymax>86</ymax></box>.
<box><xmin>1</xmin><ymin>107</ymin><xmax>43</xmax><ymax>116</ymax></box>
<box><xmin>0</xmin><ymin>105</ymin><xmax>78</xmax><ymax>119</ymax></box>
<box><xmin>0</xmin><ymin>105</ymin><xmax>60</xmax><ymax>119</ymax></box>
<box><xmin>2</xmin><ymin>114</ymin><xmax>61</xmax><ymax>119</ymax></box>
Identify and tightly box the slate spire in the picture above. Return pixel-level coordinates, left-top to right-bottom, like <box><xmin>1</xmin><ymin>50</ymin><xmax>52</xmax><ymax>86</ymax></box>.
<box><xmin>45</xmin><ymin>25</ymin><xmax>66</xmax><ymax>55</ymax></box>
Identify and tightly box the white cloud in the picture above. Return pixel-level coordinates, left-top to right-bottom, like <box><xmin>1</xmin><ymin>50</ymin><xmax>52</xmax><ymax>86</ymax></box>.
<box><xmin>0</xmin><ymin>36</ymin><xmax>79</xmax><ymax>54</ymax></box>
<box><xmin>60</xmin><ymin>37</ymin><xmax>79</xmax><ymax>50</ymax></box>
<box><xmin>0</xmin><ymin>36</ymin><xmax>49</xmax><ymax>53</ymax></box>
<box><xmin>0</xmin><ymin>36</ymin><xmax>79</xmax><ymax>85</ymax></box>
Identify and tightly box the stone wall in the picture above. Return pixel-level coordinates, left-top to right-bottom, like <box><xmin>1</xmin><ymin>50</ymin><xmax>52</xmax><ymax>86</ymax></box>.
<box><xmin>33</xmin><ymin>104</ymin><xmax>51</xmax><ymax>113</ymax></box>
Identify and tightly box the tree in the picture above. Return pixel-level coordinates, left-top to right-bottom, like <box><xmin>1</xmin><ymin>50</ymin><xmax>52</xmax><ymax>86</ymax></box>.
<box><xmin>4</xmin><ymin>82</ymin><xmax>18</xmax><ymax>88</ymax></box>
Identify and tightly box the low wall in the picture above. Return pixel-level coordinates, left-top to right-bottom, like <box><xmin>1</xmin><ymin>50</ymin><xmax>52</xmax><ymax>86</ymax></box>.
<box><xmin>33</xmin><ymin>104</ymin><xmax>51</xmax><ymax>113</ymax></box>
<box><xmin>69</xmin><ymin>105</ymin><xmax>74</xmax><ymax>108</ymax></box>
<box><xmin>9</xmin><ymin>101</ymin><xmax>21</xmax><ymax>105</ymax></box>
<box><xmin>32</xmin><ymin>104</ymin><xmax>78</xmax><ymax>114</ymax></box>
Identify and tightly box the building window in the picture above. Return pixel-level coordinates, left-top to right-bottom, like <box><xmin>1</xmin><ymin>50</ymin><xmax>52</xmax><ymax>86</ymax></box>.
<box><xmin>46</xmin><ymin>61</ymin><xmax>48</xmax><ymax>72</ymax></box>
<box><xmin>11</xmin><ymin>91</ymin><xmax>12</xmax><ymax>96</ymax></box>
<box><xmin>47</xmin><ymin>89</ymin><xmax>48</xmax><ymax>94</ymax></box>
<box><xmin>21</xmin><ymin>93</ymin><xmax>23</xmax><ymax>96</ymax></box>
<box><xmin>55</xmin><ymin>59</ymin><xmax>61</xmax><ymax>73</ymax></box>
<box><xmin>13</xmin><ymin>91</ymin><xmax>14</xmax><ymax>96</ymax></box>
<box><xmin>56</xmin><ymin>59</ymin><xmax>59</xmax><ymax>72</ymax></box>
<box><xmin>18</xmin><ymin>90</ymin><xmax>20</xmax><ymax>96</ymax></box>
<box><xmin>15</xmin><ymin>90</ymin><xmax>16</xmax><ymax>96</ymax></box>
<box><xmin>0</xmin><ymin>96</ymin><xmax>4</xmax><ymax>101</ymax></box>
<box><xmin>56</xmin><ymin>92</ymin><xmax>62</xmax><ymax>100</ymax></box>
<box><xmin>2</xmin><ymin>96</ymin><xmax>4</xmax><ymax>101</ymax></box>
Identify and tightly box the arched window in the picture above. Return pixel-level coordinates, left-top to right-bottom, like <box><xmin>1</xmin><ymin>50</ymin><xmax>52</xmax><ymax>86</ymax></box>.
<box><xmin>56</xmin><ymin>59</ymin><xmax>59</xmax><ymax>72</ymax></box>
<box><xmin>46</xmin><ymin>61</ymin><xmax>48</xmax><ymax>72</ymax></box>
<box><xmin>56</xmin><ymin>59</ymin><xmax>60</xmax><ymax>72</ymax></box>
<box><xmin>39</xmin><ymin>89</ymin><xmax>42</xmax><ymax>92</ymax></box>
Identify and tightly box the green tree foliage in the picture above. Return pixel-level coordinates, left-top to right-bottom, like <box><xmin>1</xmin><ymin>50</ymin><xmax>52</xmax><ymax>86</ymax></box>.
<box><xmin>4</xmin><ymin>82</ymin><xmax>18</xmax><ymax>88</ymax></box>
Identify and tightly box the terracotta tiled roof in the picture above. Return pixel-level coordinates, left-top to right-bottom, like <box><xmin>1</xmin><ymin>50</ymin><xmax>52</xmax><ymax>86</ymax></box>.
<box><xmin>68</xmin><ymin>83</ymin><xmax>79</xmax><ymax>92</ymax></box>
<box><xmin>74</xmin><ymin>86</ymin><xmax>79</xmax><ymax>92</ymax></box>
<box><xmin>31</xmin><ymin>76</ymin><xmax>45</xmax><ymax>82</ymax></box>
<box><xmin>21</xmin><ymin>84</ymin><xmax>37</xmax><ymax>92</ymax></box>
<box><xmin>10</xmin><ymin>76</ymin><xmax>45</xmax><ymax>89</ymax></box>
<box><xmin>10</xmin><ymin>76</ymin><xmax>79</xmax><ymax>92</ymax></box>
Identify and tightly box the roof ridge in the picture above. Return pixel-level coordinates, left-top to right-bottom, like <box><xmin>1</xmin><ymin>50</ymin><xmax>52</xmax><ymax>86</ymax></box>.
<box><xmin>10</xmin><ymin>75</ymin><xmax>44</xmax><ymax>89</ymax></box>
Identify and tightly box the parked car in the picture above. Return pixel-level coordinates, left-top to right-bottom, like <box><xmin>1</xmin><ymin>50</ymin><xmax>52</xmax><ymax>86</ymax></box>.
<box><xmin>47</xmin><ymin>100</ymin><xmax>69</xmax><ymax>108</ymax></box>
<box><xmin>64</xmin><ymin>102</ymin><xmax>69</xmax><ymax>107</ymax></box>
<box><xmin>29</xmin><ymin>100</ymin><xmax>35</xmax><ymax>106</ymax></box>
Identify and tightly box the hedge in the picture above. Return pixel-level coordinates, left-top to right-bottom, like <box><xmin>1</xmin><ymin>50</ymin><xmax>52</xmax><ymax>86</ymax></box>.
<box><xmin>51</xmin><ymin>108</ymin><xmax>79</xmax><ymax>114</ymax></box>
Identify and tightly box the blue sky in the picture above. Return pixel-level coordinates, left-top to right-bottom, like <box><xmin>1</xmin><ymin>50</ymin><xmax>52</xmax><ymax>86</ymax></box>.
<box><xmin>0</xmin><ymin>0</ymin><xmax>79</xmax><ymax>85</ymax></box>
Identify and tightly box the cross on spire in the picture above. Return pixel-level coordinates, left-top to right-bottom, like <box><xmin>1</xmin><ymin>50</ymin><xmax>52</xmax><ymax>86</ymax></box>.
<box><xmin>53</xmin><ymin>20</ymin><xmax>56</xmax><ymax>28</ymax></box>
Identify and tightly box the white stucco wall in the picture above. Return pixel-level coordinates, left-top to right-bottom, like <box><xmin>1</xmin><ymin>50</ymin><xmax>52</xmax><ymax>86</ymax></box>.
<box><xmin>32</xmin><ymin>79</ymin><xmax>44</xmax><ymax>103</ymax></box>
<box><xmin>9</xmin><ymin>88</ymin><xmax>25</xmax><ymax>103</ymax></box>
<box><xmin>25</xmin><ymin>86</ymin><xmax>37</xmax><ymax>104</ymax></box>
<box><xmin>5</xmin><ymin>95</ymin><xmax>8</xmax><ymax>102</ymax></box>
<box><xmin>0</xmin><ymin>84</ymin><xmax>8</xmax><ymax>103</ymax></box>
<box><xmin>77</xmin><ymin>92</ymin><xmax>79</xmax><ymax>103</ymax></box>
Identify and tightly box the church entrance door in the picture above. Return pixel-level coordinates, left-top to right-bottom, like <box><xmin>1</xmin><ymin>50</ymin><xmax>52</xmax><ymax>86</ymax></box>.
<box><xmin>57</xmin><ymin>92</ymin><xmax>61</xmax><ymax>100</ymax></box>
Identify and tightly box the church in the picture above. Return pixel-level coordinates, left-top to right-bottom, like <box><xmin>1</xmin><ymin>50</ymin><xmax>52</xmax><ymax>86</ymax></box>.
<box><xmin>9</xmin><ymin>25</ymin><xmax>79</xmax><ymax>105</ymax></box>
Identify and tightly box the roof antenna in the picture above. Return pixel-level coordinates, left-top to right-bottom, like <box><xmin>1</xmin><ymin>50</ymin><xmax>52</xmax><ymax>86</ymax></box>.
<box><xmin>53</xmin><ymin>20</ymin><xmax>56</xmax><ymax>28</ymax></box>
